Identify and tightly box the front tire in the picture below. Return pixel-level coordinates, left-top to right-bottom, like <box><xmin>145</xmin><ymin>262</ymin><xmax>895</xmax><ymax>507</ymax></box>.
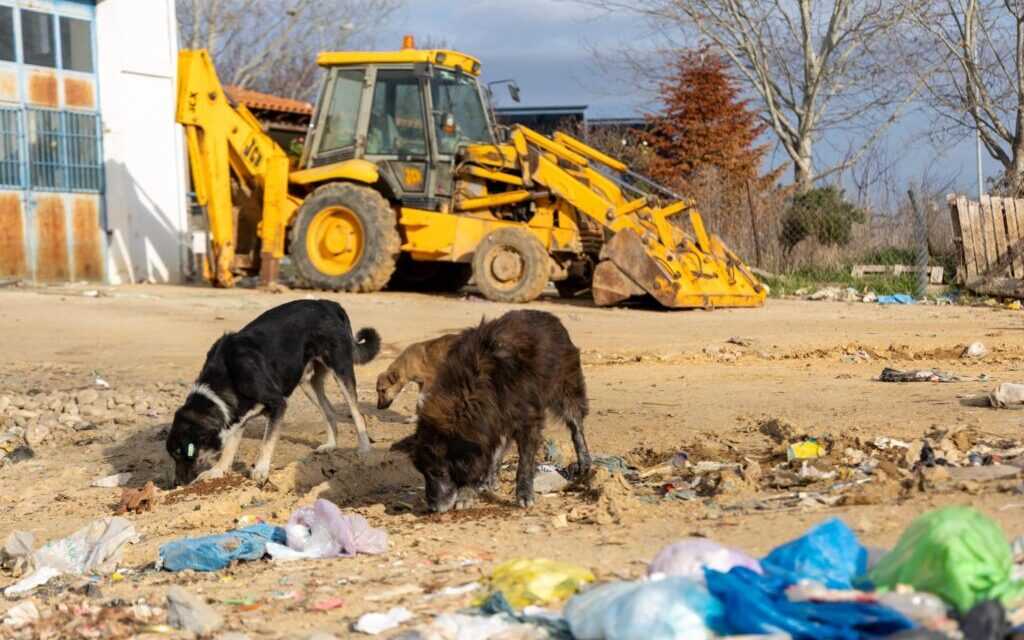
<box><xmin>472</xmin><ymin>227</ymin><xmax>550</xmax><ymax>303</ymax></box>
<box><xmin>289</xmin><ymin>183</ymin><xmax>400</xmax><ymax>291</ymax></box>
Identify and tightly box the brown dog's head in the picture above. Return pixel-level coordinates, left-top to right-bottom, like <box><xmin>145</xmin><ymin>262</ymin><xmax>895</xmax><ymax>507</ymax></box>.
<box><xmin>391</xmin><ymin>421</ymin><xmax>490</xmax><ymax>513</ymax></box>
<box><xmin>376</xmin><ymin>366</ymin><xmax>406</xmax><ymax>410</ymax></box>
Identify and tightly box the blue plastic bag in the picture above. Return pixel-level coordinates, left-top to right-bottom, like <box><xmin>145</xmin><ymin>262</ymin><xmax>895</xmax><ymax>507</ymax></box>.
<box><xmin>760</xmin><ymin>518</ymin><xmax>866</xmax><ymax>589</ymax></box>
<box><xmin>706</xmin><ymin>567</ymin><xmax>914</xmax><ymax>640</ymax></box>
<box><xmin>158</xmin><ymin>523</ymin><xmax>285</xmax><ymax>572</ymax></box>
<box><xmin>878</xmin><ymin>294</ymin><xmax>915</xmax><ymax>305</ymax></box>
<box><xmin>564</xmin><ymin>577</ymin><xmax>725</xmax><ymax>640</ymax></box>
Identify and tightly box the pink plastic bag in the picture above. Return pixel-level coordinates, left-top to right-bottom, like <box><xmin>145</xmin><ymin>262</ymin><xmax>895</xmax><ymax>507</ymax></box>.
<box><xmin>648</xmin><ymin>538</ymin><xmax>761</xmax><ymax>583</ymax></box>
<box><xmin>267</xmin><ymin>499</ymin><xmax>387</xmax><ymax>561</ymax></box>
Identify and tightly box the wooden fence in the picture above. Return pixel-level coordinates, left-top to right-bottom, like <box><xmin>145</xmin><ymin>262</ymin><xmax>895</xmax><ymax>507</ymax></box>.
<box><xmin>948</xmin><ymin>194</ymin><xmax>1024</xmax><ymax>296</ymax></box>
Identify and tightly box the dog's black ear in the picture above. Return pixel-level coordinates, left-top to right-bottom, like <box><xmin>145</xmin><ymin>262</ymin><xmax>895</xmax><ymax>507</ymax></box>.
<box><xmin>390</xmin><ymin>434</ymin><xmax>417</xmax><ymax>455</ymax></box>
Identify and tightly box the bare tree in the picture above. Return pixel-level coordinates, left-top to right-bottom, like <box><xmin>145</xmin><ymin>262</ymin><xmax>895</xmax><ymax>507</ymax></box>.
<box><xmin>176</xmin><ymin>0</ymin><xmax>403</xmax><ymax>100</ymax></box>
<box><xmin>901</xmin><ymin>1</ymin><xmax>1024</xmax><ymax>195</ymax></box>
<box><xmin>575</xmin><ymin>0</ymin><xmax>923</xmax><ymax>192</ymax></box>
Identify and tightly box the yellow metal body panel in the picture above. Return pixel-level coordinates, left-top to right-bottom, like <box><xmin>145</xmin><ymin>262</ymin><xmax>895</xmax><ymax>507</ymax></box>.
<box><xmin>317</xmin><ymin>49</ymin><xmax>481</xmax><ymax>75</ymax></box>
<box><xmin>399</xmin><ymin>207</ymin><xmax>575</xmax><ymax>262</ymax></box>
<box><xmin>176</xmin><ymin>49</ymin><xmax>294</xmax><ymax>286</ymax></box>
<box><xmin>289</xmin><ymin>160</ymin><xmax>379</xmax><ymax>187</ymax></box>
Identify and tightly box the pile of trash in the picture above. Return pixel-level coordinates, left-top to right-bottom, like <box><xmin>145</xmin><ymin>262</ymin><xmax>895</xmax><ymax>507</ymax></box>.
<box><xmin>397</xmin><ymin>506</ymin><xmax>1024</xmax><ymax>639</ymax></box>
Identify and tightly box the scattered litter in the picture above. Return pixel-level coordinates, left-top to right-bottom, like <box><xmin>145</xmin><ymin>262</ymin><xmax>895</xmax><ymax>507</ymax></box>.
<box><xmin>91</xmin><ymin>472</ymin><xmax>133</xmax><ymax>488</ymax></box>
<box><xmin>4</xmin><ymin>516</ymin><xmax>137</xmax><ymax>596</ymax></box>
<box><xmin>2</xmin><ymin>601</ymin><xmax>39</xmax><ymax>627</ymax></box>
<box><xmin>433</xmin><ymin>582</ymin><xmax>480</xmax><ymax>598</ymax></box>
<box><xmin>989</xmin><ymin>383</ymin><xmax>1024</xmax><ymax>408</ymax></box>
<box><xmin>566</xmin><ymin>577</ymin><xmax>723</xmax><ymax>640</ymax></box>
<box><xmin>158</xmin><ymin>523</ymin><xmax>285</xmax><ymax>572</ymax></box>
<box><xmin>415</xmin><ymin>612</ymin><xmax>546</xmax><ymax>640</ymax></box>
<box><xmin>0</xmin><ymin>431</ymin><xmax>33</xmax><ymax>467</ymax></box>
<box><xmin>879</xmin><ymin>368</ymin><xmax>961</xmax><ymax>383</ymax></box>
<box><xmin>481</xmin><ymin>558</ymin><xmax>594</xmax><ymax>608</ymax></box>
<box><xmin>266</xmin><ymin>499</ymin><xmax>387</xmax><ymax>561</ymax></box>
<box><xmin>354</xmin><ymin>606</ymin><xmax>414</xmax><ymax>635</ymax></box>
<box><xmin>591</xmin><ymin>456</ymin><xmax>630</xmax><ymax>474</ymax></box>
<box><xmin>786</xmin><ymin>440</ymin><xmax>825</xmax><ymax>461</ymax></box>
<box><xmin>648</xmin><ymin>538</ymin><xmax>761</xmax><ymax>583</ymax></box>
<box><xmin>533</xmin><ymin>469</ymin><xmax>569</xmax><ymax>493</ymax></box>
<box><xmin>94</xmin><ymin>376</ymin><xmax>110</xmax><ymax>388</ymax></box>
<box><xmin>166</xmin><ymin>586</ymin><xmax>224</xmax><ymax>635</ymax></box>
<box><xmin>869</xmin><ymin>506</ymin><xmax>1024</xmax><ymax>613</ymax></box>
<box><xmin>309</xmin><ymin>596</ymin><xmax>344</xmax><ymax>612</ymax></box>
<box><xmin>477</xmin><ymin>591</ymin><xmax>572</xmax><ymax>638</ymax></box>
<box><xmin>878</xmin><ymin>294</ymin><xmax>915</xmax><ymax>304</ymax></box>
<box><xmin>116</xmin><ymin>481</ymin><xmax>158</xmax><ymax>514</ymax></box>
<box><xmin>962</xmin><ymin>342</ymin><xmax>988</xmax><ymax>359</ymax></box>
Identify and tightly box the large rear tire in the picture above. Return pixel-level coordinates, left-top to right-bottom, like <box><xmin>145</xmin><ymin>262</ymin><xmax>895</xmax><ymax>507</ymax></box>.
<box><xmin>289</xmin><ymin>182</ymin><xmax>400</xmax><ymax>291</ymax></box>
<box><xmin>472</xmin><ymin>227</ymin><xmax>550</xmax><ymax>303</ymax></box>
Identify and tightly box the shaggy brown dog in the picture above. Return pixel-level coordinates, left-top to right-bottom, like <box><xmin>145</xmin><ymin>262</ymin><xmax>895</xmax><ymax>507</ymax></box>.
<box><xmin>376</xmin><ymin>333</ymin><xmax>459</xmax><ymax>415</ymax></box>
<box><xmin>392</xmin><ymin>310</ymin><xmax>590</xmax><ymax>512</ymax></box>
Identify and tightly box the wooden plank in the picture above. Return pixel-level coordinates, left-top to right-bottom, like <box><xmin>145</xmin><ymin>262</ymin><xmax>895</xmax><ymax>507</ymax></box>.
<box><xmin>981</xmin><ymin>195</ymin><xmax>1001</xmax><ymax>275</ymax></box>
<box><xmin>1003</xmin><ymin>197</ymin><xmax>1019</xmax><ymax>276</ymax></box>
<box><xmin>963</xmin><ymin>196</ymin><xmax>983</xmax><ymax>279</ymax></box>
<box><xmin>992</xmin><ymin>197</ymin><xmax>1010</xmax><ymax>274</ymax></box>
<box><xmin>949</xmin><ymin>195</ymin><xmax>970</xmax><ymax>281</ymax></box>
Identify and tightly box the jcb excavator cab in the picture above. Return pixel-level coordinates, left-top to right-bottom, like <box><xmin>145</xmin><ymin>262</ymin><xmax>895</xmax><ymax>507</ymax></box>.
<box><xmin>300</xmin><ymin>40</ymin><xmax>493</xmax><ymax>211</ymax></box>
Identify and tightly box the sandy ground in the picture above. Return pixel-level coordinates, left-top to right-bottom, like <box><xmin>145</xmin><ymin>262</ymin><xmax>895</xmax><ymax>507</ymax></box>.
<box><xmin>2</xmin><ymin>283</ymin><xmax>1024</xmax><ymax>638</ymax></box>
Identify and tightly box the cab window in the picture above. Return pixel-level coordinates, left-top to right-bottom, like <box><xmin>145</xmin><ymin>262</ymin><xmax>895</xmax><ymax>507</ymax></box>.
<box><xmin>318</xmin><ymin>70</ymin><xmax>364</xmax><ymax>153</ymax></box>
<box><xmin>366</xmin><ymin>70</ymin><xmax>427</xmax><ymax>156</ymax></box>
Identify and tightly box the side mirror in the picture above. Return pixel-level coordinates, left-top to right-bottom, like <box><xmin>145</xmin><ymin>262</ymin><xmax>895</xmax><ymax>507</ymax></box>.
<box><xmin>442</xmin><ymin>113</ymin><xmax>456</xmax><ymax>135</ymax></box>
<box><xmin>508</xmin><ymin>83</ymin><xmax>521</xmax><ymax>103</ymax></box>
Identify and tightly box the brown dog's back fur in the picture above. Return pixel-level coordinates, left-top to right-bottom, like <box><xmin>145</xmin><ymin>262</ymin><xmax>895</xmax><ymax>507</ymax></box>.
<box><xmin>394</xmin><ymin>309</ymin><xmax>591</xmax><ymax>511</ymax></box>
<box><xmin>376</xmin><ymin>333</ymin><xmax>459</xmax><ymax>410</ymax></box>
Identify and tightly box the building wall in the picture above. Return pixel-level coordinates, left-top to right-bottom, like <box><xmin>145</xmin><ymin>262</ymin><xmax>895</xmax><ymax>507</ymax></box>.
<box><xmin>0</xmin><ymin>0</ymin><xmax>106</xmax><ymax>283</ymax></box>
<box><xmin>95</xmin><ymin>0</ymin><xmax>186</xmax><ymax>284</ymax></box>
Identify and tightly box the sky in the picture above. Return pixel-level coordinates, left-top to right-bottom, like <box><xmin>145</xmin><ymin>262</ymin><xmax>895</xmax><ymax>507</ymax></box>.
<box><xmin>381</xmin><ymin>0</ymin><xmax>997</xmax><ymax>200</ymax></box>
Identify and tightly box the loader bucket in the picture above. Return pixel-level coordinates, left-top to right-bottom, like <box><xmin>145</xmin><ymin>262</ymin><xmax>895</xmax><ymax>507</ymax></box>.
<box><xmin>593</xmin><ymin>225</ymin><xmax>767</xmax><ymax>309</ymax></box>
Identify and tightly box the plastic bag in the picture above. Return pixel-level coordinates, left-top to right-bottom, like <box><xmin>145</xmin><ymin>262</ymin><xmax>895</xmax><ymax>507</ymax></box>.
<box><xmin>706</xmin><ymin>566</ymin><xmax>913</xmax><ymax>640</ymax></box>
<box><xmin>867</xmin><ymin>506</ymin><xmax>1024</xmax><ymax>613</ymax></box>
<box><xmin>418</xmin><ymin>613</ymin><xmax>549</xmax><ymax>640</ymax></box>
<box><xmin>648</xmin><ymin>538</ymin><xmax>761</xmax><ymax>583</ymax></box>
<box><xmin>265</xmin><ymin>498</ymin><xmax>387</xmax><ymax>561</ymax></box>
<box><xmin>564</xmin><ymin>577</ymin><xmax>724</xmax><ymax>640</ymax></box>
<box><xmin>481</xmin><ymin>558</ymin><xmax>594</xmax><ymax>609</ymax></box>
<box><xmin>4</xmin><ymin>517</ymin><xmax>137</xmax><ymax>596</ymax></box>
<box><xmin>158</xmin><ymin>523</ymin><xmax>285</xmax><ymax>572</ymax></box>
<box><xmin>760</xmin><ymin>518</ymin><xmax>866</xmax><ymax>589</ymax></box>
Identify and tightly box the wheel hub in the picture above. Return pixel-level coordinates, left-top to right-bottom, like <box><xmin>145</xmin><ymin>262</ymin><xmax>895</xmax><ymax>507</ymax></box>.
<box><xmin>307</xmin><ymin>206</ymin><xmax>363</xmax><ymax>276</ymax></box>
<box><xmin>490</xmin><ymin>248</ymin><xmax>524</xmax><ymax>283</ymax></box>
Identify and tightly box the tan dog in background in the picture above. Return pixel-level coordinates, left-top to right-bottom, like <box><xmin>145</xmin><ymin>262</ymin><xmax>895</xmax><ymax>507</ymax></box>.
<box><xmin>376</xmin><ymin>333</ymin><xmax>459</xmax><ymax>421</ymax></box>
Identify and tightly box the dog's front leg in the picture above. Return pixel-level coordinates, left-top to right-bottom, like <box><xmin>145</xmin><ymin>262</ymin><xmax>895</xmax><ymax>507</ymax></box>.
<box><xmin>195</xmin><ymin>426</ymin><xmax>244</xmax><ymax>482</ymax></box>
<box><xmin>251</xmin><ymin>404</ymin><xmax>285</xmax><ymax>484</ymax></box>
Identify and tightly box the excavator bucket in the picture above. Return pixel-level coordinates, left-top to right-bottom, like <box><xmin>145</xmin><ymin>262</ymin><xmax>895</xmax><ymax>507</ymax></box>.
<box><xmin>593</xmin><ymin>217</ymin><xmax>767</xmax><ymax>309</ymax></box>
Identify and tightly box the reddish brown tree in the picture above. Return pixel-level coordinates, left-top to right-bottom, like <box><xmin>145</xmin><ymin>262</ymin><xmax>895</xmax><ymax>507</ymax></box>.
<box><xmin>645</xmin><ymin>47</ymin><xmax>778</xmax><ymax>191</ymax></box>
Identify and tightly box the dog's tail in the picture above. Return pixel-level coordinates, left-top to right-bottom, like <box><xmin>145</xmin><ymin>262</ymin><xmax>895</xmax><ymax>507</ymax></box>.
<box><xmin>353</xmin><ymin>327</ymin><xmax>381</xmax><ymax>365</ymax></box>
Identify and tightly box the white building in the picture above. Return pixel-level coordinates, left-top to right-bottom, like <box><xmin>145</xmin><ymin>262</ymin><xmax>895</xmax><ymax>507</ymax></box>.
<box><xmin>0</xmin><ymin>0</ymin><xmax>188</xmax><ymax>285</ymax></box>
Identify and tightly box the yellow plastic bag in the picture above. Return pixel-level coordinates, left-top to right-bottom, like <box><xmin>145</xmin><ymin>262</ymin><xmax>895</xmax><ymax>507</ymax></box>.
<box><xmin>480</xmin><ymin>558</ymin><xmax>595</xmax><ymax>608</ymax></box>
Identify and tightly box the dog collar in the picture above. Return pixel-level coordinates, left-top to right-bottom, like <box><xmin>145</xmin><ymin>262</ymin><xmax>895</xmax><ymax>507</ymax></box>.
<box><xmin>188</xmin><ymin>383</ymin><xmax>232</xmax><ymax>425</ymax></box>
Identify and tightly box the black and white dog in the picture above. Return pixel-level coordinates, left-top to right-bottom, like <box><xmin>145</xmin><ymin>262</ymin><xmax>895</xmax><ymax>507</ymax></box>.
<box><xmin>166</xmin><ymin>299</ymin><xmax>380</xmax><ymax>486</ymax></box>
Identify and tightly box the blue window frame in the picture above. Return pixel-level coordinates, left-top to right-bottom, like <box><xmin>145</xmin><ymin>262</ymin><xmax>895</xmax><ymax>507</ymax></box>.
<box><xmin>26</xmin><ymin>108</ymin><xmax>100</xmax><ymax>191</ymax></box>
<box><xmin>0</xmin><ymin>106</ymin><xmax>21</xmax><ymax>187</ymax></box>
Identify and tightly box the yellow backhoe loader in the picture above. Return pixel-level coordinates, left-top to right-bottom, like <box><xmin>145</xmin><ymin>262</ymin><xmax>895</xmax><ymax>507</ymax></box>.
<box><xmin>175</xmin><ymin>37</ymin><xmax>766</xmax><ymax>308</ymax></box>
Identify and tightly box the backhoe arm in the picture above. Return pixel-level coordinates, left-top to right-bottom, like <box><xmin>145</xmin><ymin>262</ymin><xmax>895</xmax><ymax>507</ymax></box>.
<box><xmin>175</xmin><ymin>49</ymin><xmax>293</xmax><ymax>287</ymax></box>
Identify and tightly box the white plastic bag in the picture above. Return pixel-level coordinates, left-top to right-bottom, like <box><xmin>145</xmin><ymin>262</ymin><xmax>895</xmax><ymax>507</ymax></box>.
<box><xmin>564</xmin><ymin>577</ymin><xmax>723</xmax><ymax>640</ymax></box>
<box><xmin>266</xmin><ymin>499</ymin><xmax>387</xmax><ymax>561</ymax></box>
<box><xmin>647</xmin><ymin>538</ymin><xmax>761</xmax><ymax>583</ymax></box>
<box><xmin>3</xmin><ymin>517</ymin><xmax>137</xmax><ymax>596</ymax></box>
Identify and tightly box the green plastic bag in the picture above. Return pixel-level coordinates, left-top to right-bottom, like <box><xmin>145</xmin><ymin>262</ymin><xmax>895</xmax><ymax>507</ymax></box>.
<box><xmin>867</xmin><ymin>506</ymin><xmax>1024</xmax><ymax>613</ymax></box>
<box><xmin>479</xmin><ymin>558</ymin><xmax>595</xmax><ymax>609</ymax></box>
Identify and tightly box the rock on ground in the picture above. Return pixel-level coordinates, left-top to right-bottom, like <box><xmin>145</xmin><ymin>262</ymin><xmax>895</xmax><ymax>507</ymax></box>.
<box><xmin>166</xmin><ymin>586</ymin><xmax>224</xmax><ymax>635</ymax></box>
